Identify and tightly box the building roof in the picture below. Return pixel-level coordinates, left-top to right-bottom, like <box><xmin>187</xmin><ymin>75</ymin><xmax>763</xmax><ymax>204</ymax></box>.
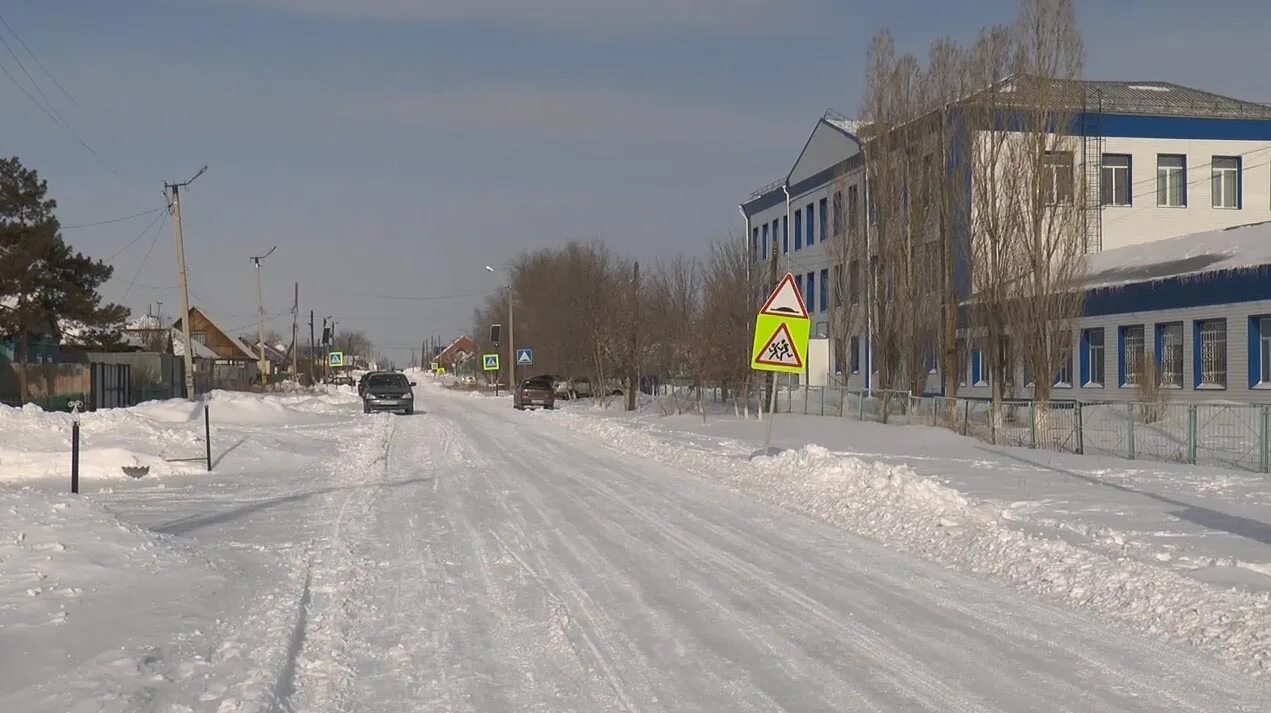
<box><xmin>171</xmin><ymin>306</ymin><xmax>257</xmax><ymax>361</ymax></box>
<box><xmin>1073</xmin><ymin>80</ymin><xmax>1271</xmax><ymax>120</ymax></box>
<box><xmin>1084</xmin><ymin>220</ymin><xmax>1271</xmax><ymax>290</ymax></box>
<box><xmin>170</xmin><ymin>329</ymin><xmax>218</xmax><ymax>359</ymax></box>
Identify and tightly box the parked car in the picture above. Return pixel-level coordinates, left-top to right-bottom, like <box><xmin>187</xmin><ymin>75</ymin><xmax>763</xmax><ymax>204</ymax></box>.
<box><xmin>513</xmin><ymin>376</ymin><xmax>556</xmax><ymax>410</ymax></box>
<box><xmin>362</xmin><ymin>372</ymin><xmax>417</xmax><ymax>415</ymax></box>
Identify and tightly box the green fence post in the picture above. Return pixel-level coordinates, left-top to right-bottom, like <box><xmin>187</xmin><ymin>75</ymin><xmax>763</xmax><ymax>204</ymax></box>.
<box><xmin>1187</xmin><ymin>404</ymin><xmax>1197</xmax><ymax>465</ymax></box>
<box><xmin>1075</xmin><ymin>402</ymin><xmax>1084</xmax><ymax>455</ymax></box>
<box><xmin>1126</xmin><ymin>402</ymin><xmax>1136</xmax><ymax>460</ymax></box>
<box><xmin>1029</xmin><ymin>401</ymin><xmax>1037</xmax><ymax>449</ymax></box>
<box><xmin>1261</xmin><ymin>406</ymin><xmax>1269</xmax><ymax>473</ymax></box>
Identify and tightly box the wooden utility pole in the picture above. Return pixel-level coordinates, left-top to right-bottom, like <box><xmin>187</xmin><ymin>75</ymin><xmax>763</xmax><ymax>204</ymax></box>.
<box><xmin>290</xmin><ymin>282</ymin><xmax>299</xmax><ymax>378</ymax></box>
<box><xmin>165</xmin><ymin>165</ymin><xmax>207</xmax><ymax>399</ymax></box>
<box><xmin>250</xmin><ymin>246</ymin><xmax>277</xmax><ymax>384</ymax></box>
<box><xmin>308</xmin><ymin>310</ymin><xmax>316</xmax><ymax>385</ymax></box>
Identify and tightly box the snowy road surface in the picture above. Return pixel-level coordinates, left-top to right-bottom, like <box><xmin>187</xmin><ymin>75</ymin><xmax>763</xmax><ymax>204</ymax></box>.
<box><xmin>273</xmin><ymin>390</ymin><xmax>1267</xmax><ymax>712</ymax></box>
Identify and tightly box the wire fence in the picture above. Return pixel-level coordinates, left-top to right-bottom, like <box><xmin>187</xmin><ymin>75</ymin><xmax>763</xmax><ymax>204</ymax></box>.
<box><xmin>760</xmin><ymin>384</ymin><xmax>1271</xmax><ymax>474</ymax></box>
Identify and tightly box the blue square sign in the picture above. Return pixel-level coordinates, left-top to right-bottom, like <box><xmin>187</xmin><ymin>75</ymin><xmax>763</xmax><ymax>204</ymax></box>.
<box><xmin>516</xmin><ymin>348</ymin><xmax>533</xmax><ymax>366</ymax></box>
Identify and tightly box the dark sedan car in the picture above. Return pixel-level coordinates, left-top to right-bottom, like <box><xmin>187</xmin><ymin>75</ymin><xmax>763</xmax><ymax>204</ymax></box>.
<box><xmin>513</xmin><ymin>376</ymin><xmax>555</xmax><ymax>410</ymax></box>
<box><xmin>362</xmin><ymin>372</ymin><xmax>417</xmax><ymax>415</ymax></box>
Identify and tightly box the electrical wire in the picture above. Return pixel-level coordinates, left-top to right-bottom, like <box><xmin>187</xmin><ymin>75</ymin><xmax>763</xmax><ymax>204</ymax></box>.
<box><xmin>107</xmin><ymin>208</ymin><xmax>168</xmax><ymax>261</ymax></box>
<box><xmin>65</xmin><ymin>206</ymin><xmax>165</xmax><ymax>231</ymax></box>
<box><xmin>119</xmin><ymin>210</ymin><xmax>169</xmax><ymax>303</ymax></box>
<box><xmin>0</xmin><ymin>12</ymin><xmax>113</xmax><ymax>137</ymax></box>
<box><xmin>332</xmin><ymin>287</ymin><xmax>499</xmax><ymax>302</ymax></box>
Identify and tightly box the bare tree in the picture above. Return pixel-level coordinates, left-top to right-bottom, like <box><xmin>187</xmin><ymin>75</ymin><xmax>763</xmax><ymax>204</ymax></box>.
<box><xmin>824</xmin><ymin>166</ymin><xmax>864</xmax><ymax>382</ymax></box>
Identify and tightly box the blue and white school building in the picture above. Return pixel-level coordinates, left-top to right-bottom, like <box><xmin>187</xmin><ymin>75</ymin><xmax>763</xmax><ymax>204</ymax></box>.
<box><xmin>741</xmin><ymin>80</ymin><xmax>1271</xmax><ymax>403</ymax></box>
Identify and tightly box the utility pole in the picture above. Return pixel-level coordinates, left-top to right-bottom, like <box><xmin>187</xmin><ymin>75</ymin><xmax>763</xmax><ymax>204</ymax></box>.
<box><xmin>290</xmin><ymin>282</ymin><xmax>299</xmax><ymax>378</ymax></box>
<box><xmin>507</xmin><ymin>286</ymin><xmax>515</xmax><ymax>389</ymax></box>
<box><xmin>308</xmin><ymin>310</ymin><xmax>316</xmax><ymax>385</ymax></box>
<box><xmin>249</xmin><ymin>246</ymin><xmax>277</xmax><ymax>384</ymax></box>
<box><xmin>166</xmin><ymin>165</ymin><xmax>208</xmax><ymax>400</ymax></box>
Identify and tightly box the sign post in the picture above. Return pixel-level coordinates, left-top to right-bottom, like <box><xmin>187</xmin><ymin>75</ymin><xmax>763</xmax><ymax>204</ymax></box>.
<box><xmin>750</xmin><ymin>273</ymin><xmax>810</xmax><ymax>454</ymax></box>
<box><xmin>483</xmin><ymin>353</ymin><xmax>501</xmax><ymax>395</ymax></box>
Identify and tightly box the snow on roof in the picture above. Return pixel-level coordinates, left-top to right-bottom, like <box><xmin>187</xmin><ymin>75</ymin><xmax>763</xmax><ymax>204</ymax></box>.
<box><xmin>1084</xmin><ymin>220</ymin><xmax>1271</xmax><ymax>290</ymax></box>
<box><xmin>126</xmin><ymin>314</ymin><xmax>163</xmax><ymax>330</ymax></box>
<box><xmin>170</xmin><ymin>329</ymin><xmax>217</xmax><ymax>359</ymax></box>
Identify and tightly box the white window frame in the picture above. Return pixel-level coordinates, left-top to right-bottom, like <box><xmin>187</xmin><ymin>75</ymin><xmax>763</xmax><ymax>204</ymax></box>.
<box><xmin>1121</xmin><ymin>325</ymin><xmax>1145</xmax><ymax>387</ymax></box>
<box><xmin>1259</xmin><ymin>316</ymin><xmax>1271</xmax><ymax>386</ymax></box>
<box><xmin>1086</xmin><ymin>329</ymin><xmax>1105</xmax><ymax>387</ymax></box>
<box><xmin>1101</xmin><ymin>154</ymin><xmax>1132</xmax><ymax>206</ymax></box>
<box><xmin>1042</xmin><ymin>152</ymin><xmax>1074</xmax><ymax>205</ymax></box>
<box><xmin>1197</xmin><ymin>319</ymin><xmax>1227</xmax><ymax>389</ymax></box>
<box><xmin>1157</xmin><ymin>154</ymin><xmax>1186</xmax><ymax>207</ymax></box>
<box><xmin>1159</xmin><ymin>322</ymin><xmax>1183</xmax><ymax>389</ymax></box>
<box><xmin>1212</xmin><ymin>156</ymin><xmax>1241</xmax><ymax>209</ymax></box>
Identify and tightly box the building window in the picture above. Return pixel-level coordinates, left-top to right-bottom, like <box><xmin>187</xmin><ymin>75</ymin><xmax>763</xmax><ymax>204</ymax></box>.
<box><xmin>781</xmin><ymin>217</ymin><xmax>788</xmax><ymax>254</ymax></box>
<box><xmin>970</xmin><ymin>344</ymin><xmax>984</xmax><ymax>386</ymax></box>
<box><xmin>1156</xmin><ymin>322</ymin><xmax>1183</xmax><ymax>388</ymax></box>
<box><xmin>847</xmin><ymin>185</ymin><xmax>860</xmax><ymax>231</ymax></box>
<box><xmin>1042</xmin><ymin>151</ymin><xmax>1074</xmax><ymax>205</ymax></box>
<box><xmin>1101</xmin><ymin>154</ymin><xmax>1131</xmax><ymax>206</ymax></box>
<box><xmin>751</xmin><ymin>227</ymin><xmax>759</xmax><ymax>260</ymax></box>
<box><xmin>819</xmin><ymin>197</ymin><xmax>828</xmax><ymax>241</ymax></box>
<box><xmin>832</xmin><ymin>264</ymin><xmax>843</xmax><ymax>308</ymax></box>
<box><xmin>806</xmin><ymin>203</ymin><xmax>816</xmax><ymax>244</ymax></box>
<box><xmin>956</xmin><ymin>337</ymin><xmax>968</xmax><ymax>386</ymax></box>
<box><xmin>191</xmin><ymin>331</ymin><xmax>208</xmax><ymax>346</ymax></box>
<box><xmin>850</xmin><ymin>336</ymin><xmax>860</xmax><ymax>374</ymax></box>
<box><xmin>1081</xmin><ymin>327</ymin><xmax>1104</xmax><ymax>387</ymax></box>
<box><xmin>761</xmin><ymin>224</ymin><xmax>768</xmax><ymax>260</ymax></box>
<box><xmin>848</xmin><ymin>259</ymin><xmax>860</xmax><ymax>304</ymax></box>
<box><xmin>997</xmin><ymin>335</ymin><xmax>1014</xmax><ymax>387</ymax></box>
<box><xmin>1194</xmin><ymin>318</ymin><xmax>1227</xmax><ymax>388</ymax></box>
<box><xmin>805</xmin><ymin>271</ymin><xmax>816</xmax><ymax>314</ymax></box>
<box><xmin>819</xmin><ymin>268</ymin><xmax>829</xmax><ymax>313</ymax></box>
<box><xmin>1054</xmin><ymin>331</ymin><xmax>1073</xmax><ymax>387</ymax></box>
<box><xmin>1157</xmin><ymin>154</ymin><xmax>1186</xmax><ymax>207</ymax></box>
<box><xmin>795</xmin><ymin>273</ymin><xmax>804</xmax><ymax>302</ymax></box>
<box><xmin>832</xmin><ymin>191</ymin><xmax>844</xmax><ymax>236</ymax></box>
<box><xmin>1247</xmin><ymin>316</ymin><xmax>1271</xmax><ymax>388</ymax></box>
<box><xmin>926</xmin><ymin>345</ymin><xmax>938</xmax><ymax>375</ymax></box>
<box><xmin>794</xmin><ymin>209</ymin><xmax>803</xmax><ymax>250</ymax></box>
<box><xmin>1212</xmin><ymin>156</ymin><xmax>1241</xmax><ymax>209</ymax></box>
<box><xmin>1118</xmin><ymin>324</ymin><xmax>1145</xmax><ymax>387</ymax></box>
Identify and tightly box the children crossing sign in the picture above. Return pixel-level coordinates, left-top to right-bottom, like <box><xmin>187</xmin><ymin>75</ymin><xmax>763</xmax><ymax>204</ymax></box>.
<box><xmin>482</xmin><ymin>353</ymin><xmax>500</xmax><ymax>371</ymax></box>
<box><xmin>751</xmin><ymin>273</ymin><xmax>810</xmax><ymax>375</ymax></box>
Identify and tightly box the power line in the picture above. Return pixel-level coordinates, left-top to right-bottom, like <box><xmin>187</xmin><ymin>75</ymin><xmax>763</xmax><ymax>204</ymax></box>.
<box><xmin>332</xmin><ymin>287</ymin><xmax>498</xmax><ymax>302</ymax></box>
<box><xmin>65</xmin><ymin>206</ymin><xmax>165</xmax><ymax>231</ymax></box>
<box><xmin>119</xmin><ymin>210</ymin><xmax>169</xmax><ymax>303</ymax></box>
<box><xmin>0</xmin><ymin>12</ymin><xmax>112</xmax><ymax>137</ymax></box>
<box><xmin>107</xmin><ymin>208</ymin><xmax>168</xmax><ymax>261</ymax></box>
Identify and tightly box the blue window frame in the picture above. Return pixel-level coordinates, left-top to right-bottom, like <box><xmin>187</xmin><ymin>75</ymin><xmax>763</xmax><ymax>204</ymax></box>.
<box><xmin>1155</xmin><ymin>322</ymin><xmax>1183</xmax><ymax>388</ymax></box>
<box><xmin>794</xmin><ymin>209</ymin><xmax>803</xmax><ymax>250</ymax></box>
<box><xmin>751</xmin><ymin>227</ymin><xmax>759</xmax><ymax>260</ymax></box>
<box><xmin>819</xmin><ymin>197</ymin><xmax>828</xmax><ymax>242</ymax></box>
<box><xmin>806</xmin><ymin>203</ymin><xmax>816</xmax><ymax>244</ymax></box>
<box><xmin>805</xmin><ymin>272</ymin><xmax>815</xmax><ymax>313</ymax></box>
<box><xmin>1250</xmin><ymin>316</ymin><xmax>1271</xmax><ymax>387</ymax></box>
<box><xmin>1080</xmin><ymin>328</ymin><xmax>1105</xmax><ymax>386</ymax></box>
<box><xmin>761</xmin><ymin>224</ymin><xmax>768</xmax><ymax>260</ymax></box>
<box><xmin>970</xmin><ymin>346</ymin><xmax>983</xmax><ymax>385</ymax></box>
<box><xmin>1194</xmin><ymin>318</ymin><xmax>1227</xmax><ymax>388</ymax></box>
<box><xmin>850</xmin><ymin>336</ymin><xmax>860</xmax><ymax>373</ymax></box>
<box><xmin>795</xmin><ymin>273</ymin><xmax>804</xmax><ymax>301</ymax></box>
<box><xmin>819</xmin><ymin>269</ymin><xmax>829</xmax><ymax>312</ymax></box>
<box><xmin>781</xmin><ymin>216</ymin><xmax>788</xmax><ymax>254</ymax></box>
<box><xmin>772</xmin><ymin>220</ymin><xmax>781</xmax><ymax>255</ymax></box>
<box><xmin>1117</xmin><ymin>324</ymin><xmax>1144</xmax><ymax>388</ymax></box>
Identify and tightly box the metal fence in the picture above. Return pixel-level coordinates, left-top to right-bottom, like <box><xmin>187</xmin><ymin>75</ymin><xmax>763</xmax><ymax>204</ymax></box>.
<box><xmin>768</xmin><ymin>384</ymin><xmax>1271</xmax><ymax>474</ymax></box>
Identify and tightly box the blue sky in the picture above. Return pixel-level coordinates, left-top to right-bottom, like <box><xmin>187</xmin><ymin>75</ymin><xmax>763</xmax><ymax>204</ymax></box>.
<box><xmin>5</xmin><ymin>0</ymin><xmax>1271</xmax><ymax>363</ymax></box>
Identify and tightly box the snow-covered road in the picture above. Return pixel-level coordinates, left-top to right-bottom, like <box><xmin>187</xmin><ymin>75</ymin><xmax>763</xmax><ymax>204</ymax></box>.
<box><xmin>274</xmin><ymin>390</ymin><xmax>1269</xmax><ymax>713</ymax></box>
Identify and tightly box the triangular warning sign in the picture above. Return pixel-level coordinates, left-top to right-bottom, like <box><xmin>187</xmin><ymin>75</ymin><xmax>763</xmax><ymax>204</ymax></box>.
<box><xmin>754</xmin><ymin>322</ymin><xmax>804</xmax><ymax>369</ymax></box>
<box><xmin>759</xmin><ymin>273</ymin><xmax>809</xmax><ymax>318</ymax></box>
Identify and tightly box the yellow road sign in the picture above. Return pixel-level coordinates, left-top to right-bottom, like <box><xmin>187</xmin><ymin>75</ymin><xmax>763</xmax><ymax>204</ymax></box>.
<box><xmin>482</xmin><ymin>353</ymin><xmax>500</xmax><ymax>371</ymax></box>
<box><xmin>751</xmin><ymin>273</ymin><xmax>810</xmax><ymax>375</ymax></box>
<box><xmin>751</xmin><ymin>313</ymin><xmax>810</xmax><ymax>374</ymax></box>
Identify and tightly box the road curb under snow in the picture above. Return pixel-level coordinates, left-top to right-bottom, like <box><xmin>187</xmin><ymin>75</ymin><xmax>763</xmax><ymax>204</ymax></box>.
<box><xmin>542</xmin><ymin>409</ymin><xmax>1271</xmax><ymax>677</ymax></box>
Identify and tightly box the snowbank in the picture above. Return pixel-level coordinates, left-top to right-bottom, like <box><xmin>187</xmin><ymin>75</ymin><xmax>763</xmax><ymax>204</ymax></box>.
<box><xmin>545</xmin><ymin>411</ymin><xmax>1271</xmax><ymax>676</ymax></box>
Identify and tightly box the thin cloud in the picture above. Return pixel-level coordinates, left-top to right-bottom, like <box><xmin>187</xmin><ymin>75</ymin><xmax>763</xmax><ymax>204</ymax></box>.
<box><xmin>236</xmin><ymin>0</ymin><xmax>818</xmax><ymax>37</ymax></box>
<box><xmin>341</xmin><ymin>85</ymin><xmax>807</xmax><ymax>149</ymax></box>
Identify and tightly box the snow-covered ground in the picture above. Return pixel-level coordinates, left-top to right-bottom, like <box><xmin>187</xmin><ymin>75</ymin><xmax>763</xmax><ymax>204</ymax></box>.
<box><xmin>2</xmin><ymin>381</ymin><xmax>1270</xmax><ymax>711</ymax></box>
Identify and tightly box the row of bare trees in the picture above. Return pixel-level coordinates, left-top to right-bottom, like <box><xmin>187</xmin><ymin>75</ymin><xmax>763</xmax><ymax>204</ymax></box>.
<box><xmin>471</xmin><ymin>238</ymin><xmax>764</xmax><ymax>411</ymax></box>
<box><xmin>858</xmin><ymin>0</ymin><xmax>1089</xmax><ymax>423</ymax></box>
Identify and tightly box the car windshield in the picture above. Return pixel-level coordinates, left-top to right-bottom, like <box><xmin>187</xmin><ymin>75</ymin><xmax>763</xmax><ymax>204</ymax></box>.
<box><xmin>367</xmin><ymin>374</ymin><xmax>409</xmax><ymax>389</ymax></box>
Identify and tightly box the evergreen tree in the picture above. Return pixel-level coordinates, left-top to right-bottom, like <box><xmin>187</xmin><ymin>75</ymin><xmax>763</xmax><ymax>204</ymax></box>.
<box><xmin>0</xmin><ymin>157</ymin><xmax>128</xmax><ymax>398</ymax></box>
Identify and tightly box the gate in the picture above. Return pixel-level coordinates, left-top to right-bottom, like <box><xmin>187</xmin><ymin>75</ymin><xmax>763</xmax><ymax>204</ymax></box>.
<box><xmin>91</xmin><ymin>362</ymin><xmax>131</xmax><ymax>410</ymax></box>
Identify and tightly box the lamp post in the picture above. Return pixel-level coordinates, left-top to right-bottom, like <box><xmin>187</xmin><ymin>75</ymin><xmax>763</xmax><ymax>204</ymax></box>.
<box><xmin>485</xmin><ymin>265</ymin><xmax>514</xmax><ymax>390</ymax></box>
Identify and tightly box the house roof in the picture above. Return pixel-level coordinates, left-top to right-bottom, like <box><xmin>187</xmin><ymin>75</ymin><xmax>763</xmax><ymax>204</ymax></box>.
<box><xmin>1084</xmin><ymin>220</ymin><xmax>1271</xmax><ymax>290</ymax></box>
<box><xmin>170</xmin><ymin>329</ymin><xmax>218</xmax><ymax>359</ymax></box>
<box><xmin>171</xmin><ymin>306</ymin><xmax>257</xmax><ymax>361</ymax></box>
<box><xmin>1067</xmin><ymin>80</ymin><xmax>1271</xmax><ymax>120</ymax></box>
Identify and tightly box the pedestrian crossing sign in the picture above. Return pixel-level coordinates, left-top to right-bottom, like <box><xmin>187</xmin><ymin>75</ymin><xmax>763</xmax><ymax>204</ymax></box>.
<box><xmin>328</xmin><ymin>351</ymin><xmax>345</xmax><ymax>368</ymax></box>
<box><xmin>482</xmin><ymin>353</ymin><xmax>500</xmax><ymax>371</ymax></box>
<box><xmin>751</xmin><ymin>273</ymin><xmax>810</xmax><ymax>375</ymax></box>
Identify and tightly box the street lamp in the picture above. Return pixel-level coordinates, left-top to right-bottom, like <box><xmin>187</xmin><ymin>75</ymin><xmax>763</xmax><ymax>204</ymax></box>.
<box><xmin>485</xmin><ymin>265</ymin><xmax>514</xmax><ymax>390</ymax></box>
